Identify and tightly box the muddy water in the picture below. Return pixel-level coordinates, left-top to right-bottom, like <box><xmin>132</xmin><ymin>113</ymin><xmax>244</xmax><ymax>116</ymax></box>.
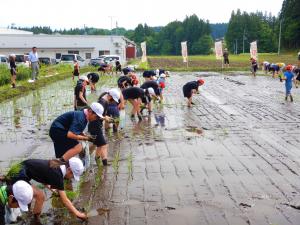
<box><xmin>0</xmin><ymin>72</ymin><xmax>218</xmax><ymax>224</ymax></box>
<box><xmin>0</xmin><ymin>74</ymin><xmax>118</xmax><ymax>169</ymax></box>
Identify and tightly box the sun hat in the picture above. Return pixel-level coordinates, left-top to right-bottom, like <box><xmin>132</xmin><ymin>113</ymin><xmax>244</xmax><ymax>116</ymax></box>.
<box><xmin>198</xmin><ymin>79</ymin><xmax>205</xmax><ymax>85</ymax></box>
<box><xmin>108</xmin><ymin>88</ymin><xmax>121</xmax><ymax>103</ymax></box>
<box><xmin>156</xmin><ymin>69</ymin><xmax>160</xmax><ymax>75</ymax></box>
<box><xmin>12</xmin><ymin>181</ymin><xmax>33</xmax><ymax>212</ymax></box>
<box><xmin>79</xmin><ymin>75</ymin><xmax>89</xmax><ymax>83</ymax></box>
<box><xmin>69</xmin><ymin>157</ymin><xmax>84</xmax><ymax>181</ymax></box>
<box><xmin>285</xmin><ymin>64</ymin><xmax>292</xmax><ymax>71</ymax></box>
<box><xmin>90</xmin><ymin>102</ymin><xmax>104</xmax><ymax>118</ymax></box>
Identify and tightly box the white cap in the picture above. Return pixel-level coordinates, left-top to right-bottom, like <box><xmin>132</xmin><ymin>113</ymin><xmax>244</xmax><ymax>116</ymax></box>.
<box><xmin>90</xmin><ymin>102</ymin><xmax>104</xmax><ymax>118</ymax></box>
<box><xmin>147</xmin><ymin>87</ymin><xmax>155</xmax><ymax>96</ymax></box>
<box><xmin>160</xmin><ymin>73</ymin><xmax>166</xmax><ymax>78</ymax></box>
<box><xmin>108</xmin><ymin>88</ymin><xmax>120</xmax><ymax>103</ymax></box>
<box><xmin>69</xmin><ymin>157</ymin><xmax>84</xmax><ymax>181</ymax></box>
<box><xmin>79</xmin><ymin>75</ymin><xmax>89</xmax><ymax>83</ymax></box>
<box><xmin>12</xmin><ymin>181</ymin><xmax>33</xmax><ymax>212</ymax></box>
<box><xmin>156</xmin><ymin>69</ymin><xmax>159</xmax><ymax>75</ymax></box>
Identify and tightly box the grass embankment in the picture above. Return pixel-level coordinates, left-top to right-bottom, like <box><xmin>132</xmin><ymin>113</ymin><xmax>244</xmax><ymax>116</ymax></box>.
<box><xmin>0</xmin><ymin>64</ymin><xmax>97</xmax><ymax>103</ymax></box>
<box><xmin>140</xmin><ymin>53</ymin><xmax>298</xmax><ymax>71</ymax></box>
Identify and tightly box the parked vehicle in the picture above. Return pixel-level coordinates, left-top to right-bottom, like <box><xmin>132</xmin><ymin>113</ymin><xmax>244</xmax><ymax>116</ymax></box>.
<box><xmin>89</xmin><ymin>56</ymin><xmax>105</xmax><ymax>66</ymax></box>
<box><xmin>0</xmin><ymin>55</ymin><xmax>8</xmax><ymax>64</ymax></box>
<box><xmin>39</xmin><ymin>57</ymin><xmax>56</xmax><ymax>65</ymax></box>
<box><xmin>103</xmin><ymin>55</ymin><xmax>120</xmax><ymax>64</ymax></box>
<box><xmin>60</xmin><ymin>54</ymin><xmax>86</xmax><ymax>67</ymax></box>
<box><xmin>15</xmin><ymin>54</ymin><xmax>30</xmax><ymax>67</ymax></box>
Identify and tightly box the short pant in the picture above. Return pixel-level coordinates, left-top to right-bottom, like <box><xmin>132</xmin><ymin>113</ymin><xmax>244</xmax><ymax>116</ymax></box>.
<box><xmin>49</xmin><ymin>127</ymin><xmax>79</xmax><ymax>158</ymax></box>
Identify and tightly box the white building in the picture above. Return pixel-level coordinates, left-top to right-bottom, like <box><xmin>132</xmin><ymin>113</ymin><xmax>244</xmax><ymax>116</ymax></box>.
<box><xmin>0</xmin><ymin>29</ymin><xmax>136</xmax><ymax>63</ymax></box>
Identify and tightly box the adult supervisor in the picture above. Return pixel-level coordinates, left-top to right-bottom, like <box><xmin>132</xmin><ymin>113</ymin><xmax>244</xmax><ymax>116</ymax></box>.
<box><xmin>223</xmin><ymin>48</ymin><xmax>229</xmax><ymax>68</ymax></box>
<box><xmin>6</xmin><ymin>157</ymin><xmax>86</xmax><ymax>221</ymax></box>
<box><xmin>49</xmin><ymin>102</ymin><xmax>105</xmax><ymax>162</ymax></box>
<box><xmin>28</xmin><ymin>47</ymin><xmax>39</xmax><ymax>81</ymax></box>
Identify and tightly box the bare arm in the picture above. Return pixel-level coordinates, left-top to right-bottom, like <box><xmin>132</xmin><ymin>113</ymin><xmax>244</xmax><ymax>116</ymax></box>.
<box><xmin>67</xmin><ymin>131</ymin><xmax>89</xmax><ymax>141</ymax></box>
<box><xmin>119</xmin><ymin>92</ymin><xmax>125</xmax><ymax>109</ymax></box>
<box><xmin>59</xmin><ymin>190</ymin><xmax>87</xmax><ymax>220</ymax></box>
<box><xmin>79</xmin><ymin>91</ymin><xmax>88</xmax><ymax>105</ymax></box>
<box><xmin>74</xmin><ymin>95</ymin><xmax>77</xmax><ymax>110</ymax></box>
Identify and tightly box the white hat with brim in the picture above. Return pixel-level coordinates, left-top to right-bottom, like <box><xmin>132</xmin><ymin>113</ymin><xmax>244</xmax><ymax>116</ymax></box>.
<box><xmin>147</xmin><ymin>87</ymin><xmax>155</xmax><ymax>96</ymax></box>
<box><xmin>79</xmin><ymin>75</ymin><xmax>89</xmax><ymax>83</ymax></box>
<box><xmin>108</xmin><ymin>88</ymin><xmax>120</xmax><ymax>103</ymax></box>
<box><xmin>90</xmin><ymin>102</ymin><xmax>104</xmax><ymax>118</ymax></box>
<box><xmin>12</xmin><ymin>180</ymin><xmax>33</xmax><ymax>212</ymax></box>
<box><xmin>69</xmin><ymin>157</ymin><xmax>84</xmax><ymax>181</ymax></box>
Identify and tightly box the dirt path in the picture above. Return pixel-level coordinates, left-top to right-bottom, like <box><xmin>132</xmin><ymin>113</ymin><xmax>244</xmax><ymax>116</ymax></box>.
<box><xmin>78</xmin><ymin>73</ymin><xmax>300</xmax><ymax>225</ymax></box>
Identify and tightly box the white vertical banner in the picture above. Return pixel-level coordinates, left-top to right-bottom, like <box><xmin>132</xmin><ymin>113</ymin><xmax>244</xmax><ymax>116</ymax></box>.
<box><xmin>181</xmin><ymin>41</ymin><xmax>188</xmax><ymax>63</ymax></box>
<box><xmin>250</xmin><ymin>41</ymin><xmax>258</xmax><ymax>60</ymax></box>
<box><xmin>215</xmin><ymin>41</ymin><xmax>223</xmax><ymax>60</ymax></box>
<box><xmin>141</xmin><ymin>42</ymin><xmax>147</xmax><ymax>62</ymax></box>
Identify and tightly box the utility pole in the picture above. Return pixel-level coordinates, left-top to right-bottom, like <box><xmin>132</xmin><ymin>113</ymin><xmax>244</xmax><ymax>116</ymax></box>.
<box><xmin>233</xmin><ymin>42</ymin><xmax>235</xmax><ymax>55</ymax></box>
<box><xmin>108</xmin><ymin>16</ymin><xmax>116</xmax><ymax>34</ymax></box>
<box><xmin>83</xmin><ymin>24</ymin><xmax>87</xmax><ymax>35</ymax></box>
<box><xmin>243</xmin><ymin>29</ymin><xmax>245</xmax><ymax>54</ymax></box>
<box><xmin>116</xmin><ymin>21</ymin><xmax>118</xmax><ymax>36</ymax></box>
<box><xmin>108</xmin><ymin>16</ymin><xmax>116</xmax><ymax>42</ymax></box>
<box><xmin>278</xmin><ymin>20</ymin><xmax>282</xmax><ymax>55</ymax></box>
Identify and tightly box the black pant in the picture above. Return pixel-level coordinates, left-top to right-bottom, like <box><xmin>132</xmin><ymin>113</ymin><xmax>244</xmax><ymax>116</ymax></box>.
<box><xmin>0</xmin><ymin>202</ymin><xmax>5</xmax><ymax>225</ymax></box>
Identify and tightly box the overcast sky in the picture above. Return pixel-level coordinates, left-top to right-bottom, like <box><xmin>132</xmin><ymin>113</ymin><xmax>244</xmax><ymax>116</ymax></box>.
<box><xmin>0</xmin><ymin>0</ymin><xmax>283</xmax><ymax>30</ymax></box>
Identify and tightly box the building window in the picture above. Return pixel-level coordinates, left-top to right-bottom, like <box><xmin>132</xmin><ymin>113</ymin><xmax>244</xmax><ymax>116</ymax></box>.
<box><xmin>85</xmin><ymin>53</ymin><xmax>91</xmax><ymax>59</ymax></box>
<box><xmin>68</xmin><ymin>50</ymin><xmax>79</xmax><ymax>54</ymax></box>
<box><xmin>99</xmin><ymin>50</ymin><xmax>110</xmax><ymax>56</ymax></box>
<box><xmin>56</xmin><ymin>53</ymin><xmax>61</xmax><ymax>59</ymax></box>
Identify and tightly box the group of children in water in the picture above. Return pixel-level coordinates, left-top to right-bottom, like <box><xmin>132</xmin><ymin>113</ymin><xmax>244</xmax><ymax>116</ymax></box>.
<box><xmin>2</xmin><ymin>56</ymin><xmax>299</xmax><ymax>223</ymax></box>
<box><xmin>251</xmin><ymin>60</ymin><xmax>300</xmax><ymax>102</ymax></box>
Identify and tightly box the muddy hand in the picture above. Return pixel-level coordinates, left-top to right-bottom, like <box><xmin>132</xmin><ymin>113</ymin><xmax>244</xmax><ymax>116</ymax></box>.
<box><xmin>86</xmin><ymin>135</ymin><xmax>96</xmax><ymax>142</ymax></box>
<box><xmin>76</xmin><ymin>212</ymin><xmax>88</xmax><ymax>221</ymax></box>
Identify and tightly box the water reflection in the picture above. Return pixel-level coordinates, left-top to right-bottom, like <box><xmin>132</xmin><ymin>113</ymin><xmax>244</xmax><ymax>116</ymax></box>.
<box><xmin>154</xmin><ymin>113</ymin><xmax>165</xmax><ymax>127</ymax></box>
<box><xmin>12</xmin><ymin>98</ymin><xmax>22</xmax><ymax>128</ymax></box>
<box><xmin>31</xmin><ymin>89</ymin><xmax>42</xmax><ymax>126</ymax></box>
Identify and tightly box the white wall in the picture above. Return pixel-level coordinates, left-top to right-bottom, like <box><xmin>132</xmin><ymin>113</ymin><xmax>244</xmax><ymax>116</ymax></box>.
<box><xmin>0</xmin><ymin>34</ymin><xmax>129</xmax><ymax>63</ymax></box>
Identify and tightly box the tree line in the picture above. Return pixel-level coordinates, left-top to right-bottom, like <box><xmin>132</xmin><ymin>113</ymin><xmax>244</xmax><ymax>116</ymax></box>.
<box><xmin>225</xmin><ymin>10</ymin><xmax>278</xmax><ymax>54</ymax></box>
<box><xmin>15</xmin><ymin>0</ymin><xmax>300</xmax><ymax>55</ymax></box>
<box><xmin>125</xmin><ymin>15</ymin><xmax>213</xmax><ymax>55</ymax></box>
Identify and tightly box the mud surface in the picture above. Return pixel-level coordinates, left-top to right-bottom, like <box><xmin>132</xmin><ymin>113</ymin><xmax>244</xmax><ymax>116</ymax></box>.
<box><xmin>1</xmin><ymin>72</ymin><xmax>300</xmax><ymax>224</ymax></box>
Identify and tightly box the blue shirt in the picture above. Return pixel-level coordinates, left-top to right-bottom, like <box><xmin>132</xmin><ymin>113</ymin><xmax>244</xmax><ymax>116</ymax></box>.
<box><xmin>28</xmin><ymin>51</ymin><xmax>39</xmax><ymax>63</ymax></box>
<box><xmin>284</xmin><ymin>71</ymin><xmax>294</xmax><ymax>85</ymax></box>
<box><xmin>51</xmin><ymin>111</ymin><xmax>87</xmax><ymax>134</ymax></box>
